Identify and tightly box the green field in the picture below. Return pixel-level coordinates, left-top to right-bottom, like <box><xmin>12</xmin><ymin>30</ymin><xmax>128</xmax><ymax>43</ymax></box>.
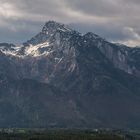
<box><xmin>0</xmin><ymin>129</ymin><xmax>126</xmax><ymax>140</ymax></box>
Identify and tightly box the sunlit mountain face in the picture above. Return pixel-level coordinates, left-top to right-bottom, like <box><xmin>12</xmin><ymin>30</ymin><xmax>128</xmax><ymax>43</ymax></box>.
<box><xmin>0</xmin><ymin>21</ymin><xmax>140</xmax><ymax>128</ymax></box>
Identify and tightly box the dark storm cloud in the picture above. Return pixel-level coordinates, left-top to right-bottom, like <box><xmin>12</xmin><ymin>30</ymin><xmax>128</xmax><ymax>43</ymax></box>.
<box><xmin>0</xmin><ymin>0</ymin><xmax>140</xmax><ymax>46</ymax></box>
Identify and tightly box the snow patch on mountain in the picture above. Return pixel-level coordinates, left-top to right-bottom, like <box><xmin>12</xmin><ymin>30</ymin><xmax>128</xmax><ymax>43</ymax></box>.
<box><xmin>0</xmin><ymin>41</ymin><xmax>51</xmax><ymax>57</ymax></box>
<box><xmin>25</xmin><ymin>42</ymin><xmax>50</xmax><ymax>57</ymax></box>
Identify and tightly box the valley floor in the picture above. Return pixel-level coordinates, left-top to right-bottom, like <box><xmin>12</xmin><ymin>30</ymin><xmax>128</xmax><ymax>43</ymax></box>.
<box><xmin>0</xmin><ymin>129</ymin><xmax>138</xmax><ymax>140</ymax></box>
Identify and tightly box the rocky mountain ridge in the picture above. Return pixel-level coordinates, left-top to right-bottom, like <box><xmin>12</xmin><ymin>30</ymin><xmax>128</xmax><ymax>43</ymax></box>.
<box><xmin>0</xmin><ymin>21</ymin><xmax>140</xmax><ymax>128</ymax></box>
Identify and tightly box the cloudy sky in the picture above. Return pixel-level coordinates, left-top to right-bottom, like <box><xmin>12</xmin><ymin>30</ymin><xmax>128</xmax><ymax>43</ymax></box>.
<box><xmin>0</xmin><ymin>0</ymin><xmax>140</xmax><ymax>47</ymax></box>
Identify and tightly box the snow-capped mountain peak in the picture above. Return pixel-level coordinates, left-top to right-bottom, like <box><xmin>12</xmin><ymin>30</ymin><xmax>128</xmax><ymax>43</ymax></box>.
<box><xmin>24</xmin><ymin>21</ymin><xmax>74</xmax><ymax>46</ymax></box>
<box><xmin>0</xmin><ymin>21</ymin><xmax>75</xmax><ymax>57</ymax></box>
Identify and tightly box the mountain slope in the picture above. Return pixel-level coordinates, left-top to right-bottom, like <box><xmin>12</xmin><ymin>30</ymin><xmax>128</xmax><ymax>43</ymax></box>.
<box><xmin>0</xmin><ymin>21</ymin><xmax>140</xmax><ymax>128</ymax></box>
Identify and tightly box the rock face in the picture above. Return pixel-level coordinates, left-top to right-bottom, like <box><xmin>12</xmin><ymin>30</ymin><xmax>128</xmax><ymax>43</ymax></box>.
<box><xmin>0</xmin><ymin>21</ymin><xmax>140</xmax><ymax>128</ymax></box>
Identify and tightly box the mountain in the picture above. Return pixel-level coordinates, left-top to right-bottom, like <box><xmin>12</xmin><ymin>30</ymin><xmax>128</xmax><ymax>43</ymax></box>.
<box><xmin>0</xmin><ymin>21</ymin><xmax>140</xmax><ymax>129</ymax></box>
